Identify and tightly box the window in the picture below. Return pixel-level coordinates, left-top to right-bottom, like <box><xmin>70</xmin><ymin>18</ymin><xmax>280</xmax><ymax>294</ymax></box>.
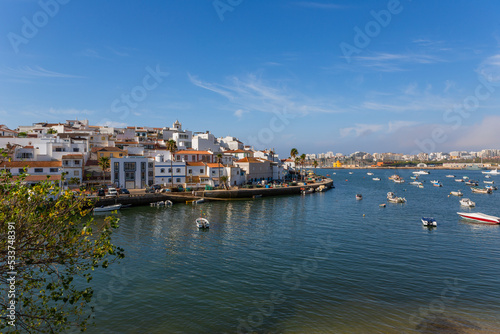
<box><xmin>168</xmin><ymin>168</ymin><xmax>172</xmax><ymax>173</ymax></box>
<box><xmin>212</xmin><ymin>171</ymin><xmax>215</xmax><ymax>174</ymax></box>
<box><xmin>34</xmin><ymin>168</ymin><xmax>43</xmax><ymax>173</ymax></box>
<box><xmin>160</xmin><ymin>168</ymin><xmax>165</xmax><ymax>173</ymax></box>
<box><xmin>176</xmin><ymin>178</ymin><xmax>181</xmax><ymax>183</ymax></box>
<box><xmin>114</xmin><ymin>162</ymin><xmax>119</xmax><ymax>171</ymax></box>
<box><xmin>49</xmin><ymin>168</ymin><xmax>58</xmax><ymax>173</ymax></box>
<box><xmin>74</xmin><ymin>160</ymin><xmax>80</xmax><ymax>165</ymax></box>
<box><xmin>176</xmin><ymin>168</ymin><xmax>181</xmax><ymax>173</ymax></box>
<box><xmin>18</xmin><ymin>168</ymin><xmax>24</xmax><ymax>174</ymax></box>
<box><xmin>100</xmin><ymin>153</ymin><xmax>104</xmax><ymax>157</ymax></box>
<box><xmin>119</xmin><ymin>154</ymin><xmax>123</xmax><ymax>157</ymax></box>
<box><xmin>110</xmin><ymin>153</ymin><xmax>114</xmax><ymax>158</ymax></box>
<box><xmin>74</xmin><ymin>170</ymin><xmax>79</xmax><ymax>176</ymax></box>
<box><xmin>167</xmin><ymin>178</ymin><xmax>171</xmax><ymax>183</ymax></box>
<box><xmin>200</xmin><ymin>169</ymin><xmax>204</xmax><ymax>173</ymax></box>
<box><xmin>124</xmin><ymin>162</ymin><xmax>136</xmax><ymax>171</ymax></box>
<box><xmin>148</xmin><ymin>162</ymin><xmax>154</xmax><ymax>168</ymax></box>
<box><xmin>184</xmin><ymin>155</ymin><xmax>188</xmax><ymax>161</ymax></box>
<box><xmin>188</xmin><ymin>169</ymin><xmax>192</xmax><ymax>174</ymax></box>
<box><xmin>73</xmin><ymin>148</ymin><xmax>79</xmax><ymax>152</ymax></box>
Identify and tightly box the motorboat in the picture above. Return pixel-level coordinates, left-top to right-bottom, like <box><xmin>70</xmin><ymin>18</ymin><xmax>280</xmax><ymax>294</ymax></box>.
<box><xmin>372</xmin><ymin>177</ymin><xmax>381</xmax><ymax>181</ymax></box>
<box><xmin>316</xmin><ymin>185</ymin><xmax>327</xmax><ymax>192</ymax></box>
<box><xmin>431</xmin><ymin>180</ymin><xmax>442</xmax><ymax>187</ymax></box>
<box><xmin>394</xmin><ymin>179</ymin><xmax>405</xmax><ymax>184</ymax></box>
<box><xmin>389</xmin><ymin>174</ymin><xmax>402</xmax><ymax>181</ymax></box>
<box><xmin>445</xmin><ymin>175</ymin><xmax>455</xmax><ymax>178</ymax></box>
<box><xmin>460</xmin><ymin>198</ymin><xmax>475</xmax><ymax>207</ymax></box>
<box><xmin>457</xmin><ymin>212</ymin><xmax>500</xmax><ymax>224</ymax></box>
<box><xmin>367</xmin><ymin>172</ymin><xmax>374</xmax><ymax>175</ymax></box>
<box><xmin>379</xmin><ymin>203</ymin><xmax>386</xmax><ymax>208</ymax></box>
<box><xmin>484</xmin><ymin>180</ymin><xmax>495</xmax><ymax>184</ymax></box>
<box><xmin>196</xmin><ymin>217</ymin><xmax>210</xmax><ymax>229</ymax></box>
<box><xmin>349</xmin><ymin>172</ymin><xmax>353</xmax><ymax>174</ymax></box>
<box><xmin>413</xmin><ymin>170</ymin><xmax>430</xmax><ymax>175</ymax></box>
<box><xmin>387</xmin><ymin>192</ymin><xmax>406</xmax><ymax>203</ymax></box>
<box><xmin>93</xmin><ymin>204</ymin><xmax>122</xmax><ymax>212</ymax></box>
<box><xmin>421</xmin><ymin>217</ymin><xmax>437</xmax><ymax>227</ymax></box>
<box><xmin>410</xmin><ymin>181</ymin><xmax>423</xmax><ymax>186</ymax></box>
<box><xmin>463</xmin><ymin>176</ymin><xmax>469</xmax><ymax>180</ymax></box>
<box><xmin>356</xmin><ymin>194</ymin><xmax>363</xmax><ymax>200</ymax></box>
<box><xmin>418</xmin><ymin>185</ymin><xmax>424</xmax><ymax>188</ymax></box>
<box><xmin>455</xmin><ymin>179</ymin><xmax>464</xmax><ymax>182</ymax></box>
<box><xmin>465</xmin><ymin>180</ymin><xmax>479</xmax><ymax>186</ymax></box>
<box><xmin>482</xmin><ymin>169</ymin><xmax>500</xmax><ymax>175</ymax></box>
<box><xmin>450</xmin><ymin>190</ymin><xmax>463</xmax><ymax>196</ymax></box>
<box><xmin>485</xmin><ymin>175</ymin><xmax>491</xmax><ymax>179</ymax></box>
<box><xmin>471</xmin><ymin>187</ymin><xmax>492</xmax><ymax>194</ymax></box>
<box><xmin>410</xmin><ymin>176</ymin><xmax>417</xmax><ymax>180</ymax></box>
<box><xmin>485</xmin><ymin>185</ymin><xmax>498</xmax><ymax>191</ymax></box>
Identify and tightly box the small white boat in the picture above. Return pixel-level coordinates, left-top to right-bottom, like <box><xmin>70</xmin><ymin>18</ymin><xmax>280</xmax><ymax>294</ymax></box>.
<box><xmin>455</xmin><ymin>179</ymin><xmax>464</xmax><ymax>182</ymax></box>
<box><xmin>446</xmin><ymin>175</ymin><xmax>455</xmax><ymax>178</ymax></box>
<box><xmin>413</xmin><ymin>170</ymin><xmax>430</xmax><ymax>175</ymax></box>
<box><xmin>367</xmin><ymin>172</ymin><xmax>374</xmax><ymax>176</ymax></box>
<box><xmin>394</xmin><ymin>179</ymin><xmax>405</xmax><ymax>184</ymax></box>
<box><xmin>460</xmin><ymin>198</ymin><xmax>475</xmax><ymax>207</ymax></box>
<box><xmin>449</xmin><ymin>190</ymin><xmax>463</xmax><ymax>197</ymax></box>
<box><xmin>482</xmin><ymin>169</ymin><xmax>500</xmax><ymax>175</ymax></box>
<box><xmin>471</xmin><ymin>187</ymin><xmax>492</xmax><ymax>194</ymax></box>
<box><xmin>372</xmin><ymin>177</ymin><xmax>381</xmax><ymax>181</ymax></box>
<box><xmin>165</xmin><ymin>200</ymin><xmax>173</xmax><ymax>205</ymax></box>
<box><xmin>457</xmin><ymin>212</ymin><xmax>500</xmax><ymax>224</ymax></box>
<box><xmin>387</xmin><ymin>192</ymin><xmax>406</xmax><ymax>203</ymax></box>
<box><xmin>463</xmin><ymin>176</ymin><xmax>469</xmax><ymax>180</ymax></box>
<box><xmin>349</xmin><ymin>172</ymin><xmax>353</xmax><ymax>174</ymax></box>
<box><xmin>418</xmin><ymin>184</ymin><xmax>424</xmax><ymax>188</ymax></box>
<box><xmin>193</xmin><ymin>198</ymin><xmax>205</xmax><ymax>204</ymax></box>
<box><xmin>484</xmin><ymin>180</ymin><xmax>495</xmax><ymax>184</ymax></box>
<box><xmin>465</xmin><ymin>180</ymin><xmax>479</xmax><ymax>186</ymax></box>
<box><xmin>379</xmin><ymin>203</ymin><xmax>386</xmax><ymax>208</ymax></box>
<box><xmin>196</xmin><ymin>217</ymin><xmax>210</xmax><ymax>229</ymax></box>
<box><xmin>94</xmin><ymin>204</ymin><xmax>122</xmax><ymax>212</ymax></box>
<box><xmin>485</xmin><ymin>175</ymin><xmax>491</xmax><ymax>179</ymax></box>
<box><xmin>410</xmin><ymin>181</ymin><xmax>423</xmax><ymax>186</ymax></box>
<box><xmin>356</xmin><ymin>194</ymin><xmax>363</xmax><ymax>200</ymax></box>
<box><xmin>421</xmin><ymin>217</ymin><xmax>437</xmax><ymax>227</ymax></box>
<box><xmin>316</xmin><ymin>185</ymin><xmax>327</xmax><ymax>192</ymax></box>
<box><xmin>410</xmin><ymin>176</ymin><xmax>417</xmax><ymax>180</ymax></box>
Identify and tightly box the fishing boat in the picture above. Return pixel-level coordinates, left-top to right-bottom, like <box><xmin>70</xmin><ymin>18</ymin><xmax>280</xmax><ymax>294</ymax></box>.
<box><xmin>410</xmin><ymin>181</ymin><xmax>423</xmax><ymax>186</ymax></box>
<box><xmin>465</xmin><ymin>180</ymin><xmax>479</xmax><ymax>186</ymax></box>
<box><xmin>457</xmin><ymin>212</ymin><xmax>500</xmax><ymax>224</ymax></box>
<box><xmin>410</xmin><ymin>176</ymin><xmax>417</xmax><ymax>180</ymax></box>
<box><xmin>413</xmin><ymin>170</ymin><xmax>430</xmax><ymax>175</ymax></box>
<box><xmin>387</xmin><ymin>192</ymin><xmax>406</xmax><ymax>203</ymax></box>
<box><xmin>372</xmin><ymin>177</ymin><xmax>381</xmax><ymax>181</ymax></box>
<box><xmin>462</xmin><ymin>176</ymin><xmax>469</xmax><ymax>180</ymax></box>
<box><xmin>484</xmin><ymin>180</ymin><xmax>495</xmax><ymax>184</ymax></box>
<box><xmin>418</xmin><ymin>184</ymin><xmax>424</xmax><ymax>188</ymax></box>
<box><xmin>485</xmin><ymin>185</ymin><xmax>498</xmax><ymax>191</ymax></box>
<box><xmin>421</xmin><ymin>217</ymin><xmax>437</xmax><ymax>227</ymax></box>
<box><xmin>455</xmin><ymin>179</ymin><xmax>464</xmax><ymax>182</ymax></box>
<box><xmin>367</xmin><ymin>172</ymin><xmax>374</xmax><ymax>176</ymax></box>
<box><xmin>445</xmin><ymin>175</ymin><xmax>455</xmax><ymax>178</ymax></box>
<box><xmin>196</xmin><ymin>217</ymin><xmax>210</xmax><ymax>229</ymax></box>
<box><xmin>460</xmin><ymin>198</ymin><xmax>475</xmax><ymax>207</ymax></box>
<box><xmin>394</xmin><ymin>179</ymin><xmax>405</xmax><ymax>184</ymax></box>
<box><xmin>485</xmin><ymin>175</ymin><xmax>491</xmax><ymax>179</ymax></box>
<box><xmin>356</xmin><ymin>194</ymin><xmax>363</xmax><ymax>200</ymax></box>
<box><xmin>316</xmin><ymin>185</ymin><xmax>328</xmax><ymax>192</ymax></box>
<box><xmin>471</xmin><ymin>187</ymin><xmax>492</xmax><ymax>194</ymax></box>
<box><xmin>389</xmin><ymin>174</ymin><xmax>402</xmax><ymax>181</ymax></box>
<box><xmin>482</xmin><ymin>169</ymin><xmax>500</xmax><ymax>175</ymax></box>
<box><xmin>431</xmin><ymin>180</ymin><xmax>442</xmax><ymax>187</ymax></box>
<box><xmin>450</xmin><ymin>190</ymin><xmax>463</xmax><ymax>196</ymax></box>
<box><xmin>93</xmin><ymin>204</ymin><xmax>122</xmax><ymax>212</ymax></box>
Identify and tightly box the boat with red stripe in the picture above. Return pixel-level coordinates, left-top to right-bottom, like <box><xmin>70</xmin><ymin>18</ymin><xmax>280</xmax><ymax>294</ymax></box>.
<box><xmin>457</xmin><ymin>212</ymin><xmax>500</xmax><ymax>224</ymax></box>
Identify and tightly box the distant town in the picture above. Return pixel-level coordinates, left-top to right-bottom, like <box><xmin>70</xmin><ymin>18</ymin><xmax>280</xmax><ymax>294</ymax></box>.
<box><xmin>0</xmin><ymin>120</ymin><xmax>498</xmax><ymax>190</ymax></box>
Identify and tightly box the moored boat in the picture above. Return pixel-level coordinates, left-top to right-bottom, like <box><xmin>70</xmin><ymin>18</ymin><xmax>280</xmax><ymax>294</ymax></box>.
<box><xmin>459</xmin><ymin>198</ymin><xmax>475</xmax><ymax>207</ymax></box>
<box><xmin>450</xmin><ymin>190</ymin><xmax>463</xmax><ymax>196</ymax></box>
<box><xmin>196</xmin><ymin>217</ymin><xmax>210</xmax><ymax>229</ymax></box>
<box><xmin>356</xmin><ymin>194</ymin><xmax>362</xmax><ymax>200</ymax></box>
<box><xmin>93</xmin><ymin>204</ymin><xmax>122</xmax><ymax>212</ymax></box>
<box><xmin>455</xmin><ymin>179</ymin><xmax>464</xmax><ymax>182</ymax></box>
<box><xmin>301</xmin><ymin>187</ymin><xmax>314</xmax><ymax>194</ymax></box>
<box><xmin>465</xmin><ymin>180</ymin><xmax>479</xmax><ymax>186</ymax></box>
<box><xmin>413</xmin><ymin>170</ymin><xmax>430</xmax><ymax>175</ymax></box>
<box><xmin>387</xmin><ymin>192</ymin><xmax>406</xmax><ymax>203</ymax></box>
<box><xmin>367</xmin><ymin>172</ymin><xmax>374</xmax><ymax>175</ymax></box>
<box><xmin>482</xmin><ymin>169</ymin><xmax>500</xmax><ymax>175</ymax></box>
<box><xmin>431</xmin><ymin>180</ymin><xmax>442</xmax><ymax>187</ymax></box>
<box><xmin>410</xmin><ymin>181</ymin><xmax>423</xmax><ymax>186</ymax></box>
<box><xmin>471</xmin><ymin>187</ymin><xmax>492</xmax><ymax>194</ymax></box>
<box><xmin>446</xmin><ymin>175</ymin><xmax>455</xmax><ymax>178</ymax></box>
<box><xmin>372</xmin><ymin>177</ymin><xmax>381</xmax><ymax>181</ymax></box>
<box><xmin>484</xmin><ymin>180</ymin><xmax>495</xmax><ymax>184</ymax></box>
<box><xmin>457</xmin><ymin>212</ymin><xmax>500</xmax><ymax>224</ymax></box>
<box><xmin>421</xmin><ymin>217</ymin><xmax>437</xmax><ymax>227</ymax></box>
<box><xmin>485</xmin><ymin>185</ymin><xmax>498</xmax><ymax>191</ymax></box>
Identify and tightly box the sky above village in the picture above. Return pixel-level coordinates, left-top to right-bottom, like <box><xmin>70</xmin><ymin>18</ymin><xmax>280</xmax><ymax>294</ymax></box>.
<box><xmin>1</xmin><ymin>0</ymin><xmax>500</xmax><ymax>157</ymax></box>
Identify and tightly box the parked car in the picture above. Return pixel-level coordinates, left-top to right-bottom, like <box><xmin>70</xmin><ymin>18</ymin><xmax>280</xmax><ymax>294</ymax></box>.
<box><xmin>107</xmin><ymin>187</ymin><xmax>118</xmax><ymax>196</ymax></box>
<box><xmin>119</xmin><ymin>188</ymin><xmax>130</xmax><ymax>195</ymax></box>
<box><xmin>145</xmin><ymin>187</ymin><xmax>155</xmax><ymax>193</ymax></box>
<box><xmin>97</xmin><ymin>188</ymin><xmax>105</xmax><ymax>196</ymax></box>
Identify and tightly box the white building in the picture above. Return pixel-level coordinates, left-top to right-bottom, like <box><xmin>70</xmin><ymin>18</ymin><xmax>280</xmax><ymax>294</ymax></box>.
<box><xmin>154</xmin><ymin>160</ymin><xmax>187</xmax><ymax>186</ymax></box>
<box><xmin>111</xmin><ymin>157</ymin><xmax>154</xmax><ymax>189</ymax></box>
<box><xmin>0</xmin><ymin>161</ymin><xmax>62</xmax><ymax>186</ymax></box>
<box><xmin>62</xmin><ymin>154</ymin><xmax>84</xmax><ymax>185</ymax></box>
<box><xmin>192</xmin><ymin>131</ymin><xmax>222</xmax><ymax>152</ymax></box>
<box><xmin>218</xmin><ymin>136</ymin><xmax>244</xmax><ymax>151</ymax></box>
<box><xmin>162</xmin><ymin>120</ymin><xmax>192</xmax><ymax>150</ymax></box>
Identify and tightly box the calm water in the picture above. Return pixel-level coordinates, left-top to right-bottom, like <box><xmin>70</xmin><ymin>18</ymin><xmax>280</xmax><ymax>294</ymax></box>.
<box><xmin>81</xmin><ymin>169</ymin><xmax>500</xmax><ymax>334</ymax></box>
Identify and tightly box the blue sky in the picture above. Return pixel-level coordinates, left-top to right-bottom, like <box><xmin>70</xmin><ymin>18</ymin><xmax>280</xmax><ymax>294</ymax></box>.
<box><xmin>1</xmin><ymin>0</ymin><xmax>500</xmax><ymax>157</ymax></box>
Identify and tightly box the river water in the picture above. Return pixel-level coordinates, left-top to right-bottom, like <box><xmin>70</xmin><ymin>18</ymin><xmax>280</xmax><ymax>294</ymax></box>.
<box><xmin>83</xmin><ymin>169</ymin><xmax>500</xmax><ymax>333</ymax></box>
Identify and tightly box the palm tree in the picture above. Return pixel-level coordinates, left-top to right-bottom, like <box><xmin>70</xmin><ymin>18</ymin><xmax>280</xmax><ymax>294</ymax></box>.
<box><xmin>313</xmin><ymin>160</ymin><xmax>318</xmax><ymax>176</ymax></box>
<box><xmin>217</xmin><ymin>153</ymin><xmax>222</xmax><ymax>188</ymax></box>
<box><xmin>290</xmin><ymin>148</ymin><xmax>298</xmax><ymax>180</ymax></box>
<box><xmin>98</xmin><ymin>156</ymin><xmax>110</xmax><ymax>185</ymax></box>
<box><xmin>294</xmin><ymin>157</ymin><xmax>300</xmax><ymax>182</ymax></box>
<box><xmin>47</xmin><ymin>128</ymin><xmax>57</xmax><ymax>135</ymax></box>
<box><xmin>220</xmin><ymin>175</ymin><xmax>228</xmax><ymax>189</ymax></box>
<box><xmin>300</xmin><ymin>154</ymin><xmax>306</xmax><ymax>181</ymax></box>
<box><xmin>165</xmin><ymin>139</ymin><xmax>177</xmax><ymax>188</ymax></box>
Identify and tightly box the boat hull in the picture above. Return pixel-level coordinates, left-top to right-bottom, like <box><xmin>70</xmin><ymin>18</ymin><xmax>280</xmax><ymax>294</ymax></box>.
<box><xmin>457</xmin><ymin>212</ymin><xmax>500</xmax><ymax>224</ymax></box>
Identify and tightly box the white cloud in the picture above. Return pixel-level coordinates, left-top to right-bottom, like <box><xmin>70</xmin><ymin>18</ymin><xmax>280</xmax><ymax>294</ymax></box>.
<box><xmin>340</xmin><ymin>124</ymin><xmax>384</xmax><ymax>138</ymax></box>
<box><xmin>0</xmin><ymin>66</ymin><xmax>84</xmax><ymax>79</ymax></box>
<box><xmin>352</xmin><ymin>52</ymin><xmax>445</xmax><ymax>72</ymax></box>
<box><xmin>234</xmin><ymin>109</ymin><xmax>248</xmax><ymax>119</ymax></box>
<box><xmin>477</xmin><ymin>54</ymin><xmax>500</xmax><ymax>82</ymax></box>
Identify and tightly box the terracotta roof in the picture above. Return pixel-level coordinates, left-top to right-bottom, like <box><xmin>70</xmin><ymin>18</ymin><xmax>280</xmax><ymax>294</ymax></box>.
<box><xmin>176</xmin><ymin>150</ymin><xmax>212</xmax><ymax>155</ymax></box>
<box><xmin>1</xmin><ymin>161</ymin><xmax>62</xmax><ymax>168</ymax></box>
<box><xmin>186</xmin><ymin>162</ymin><xmax>205</xmax><ymax>166</ymax></box>
<box><xmin>23</xmin><ymin>146</ymin><xmax>34</xmax><ymax>149</ymax></box>
<box><xmin>206</xmin><ymin>163</ymin><xmax>225</xmax><ymax>168</ymax></box>
<box><xmin>62</xmin><ymin>154</ymin><xmax>84</xmax><ymax>159</ymax></box>
<box><xmin>85</xmin><ymin>159</ymin><xmax>99</xmax><ymax>166</ymax></box>
<box><xmin>225</xmin><ymin>149</ymin><xmax>252</xmax><ymax>154</ymax></box>
<box><xmin>235</xmin><ymin>157</ymin><xmax>265</xmax><ymax>163</ymax></box>
<box><xmin>92</xmin><ymin>146</ymin><xmax>125</xmax><ymax>153</ymax></box>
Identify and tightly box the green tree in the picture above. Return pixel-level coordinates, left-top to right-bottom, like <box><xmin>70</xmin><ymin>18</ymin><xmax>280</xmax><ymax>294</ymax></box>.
<box><xmin>47</xmin><ymin>128</ymin><xmax>57</xmax><ymax>135</ymax></box>
<box><xmin>300</xmin><ymin>154</ymin><xmax>306</xmax><ymax>181</ymax></box>
<box><xmin>290</xmin><ymin>148</ymin><xmax>298</xmax><ymax>181</ymax></box>
<box><xmin>220</xmin><ymin>175</ymin><xmax>228</xmax><ymax>189</ymax></box>
<box><xmin>0</xmin><ymin>171</ymin><xmax>123</xmax><ymax>333</ymax></box>
<box><xmin>313</xmin><ymin>159</ymin><xmax>318</xmax><ymax>175</ymax></box>
<box><xmin>97</xmin><ymin>156</ymin><xmax>110</xmax><ymax>185</ymax></box>
<box><xmin>166</xmin><ymin>139</ymin><xmax>178</xmax><ymax>188</ymax></box>
<box><xmin>17</xmin><ymin>132</ymin><xmax>27</xmax><ymax>138</ymax></box>
<box><xmin>294</xmin><ymin>157</ymin><xmax>300</xmax><ymax>182</ymax></box>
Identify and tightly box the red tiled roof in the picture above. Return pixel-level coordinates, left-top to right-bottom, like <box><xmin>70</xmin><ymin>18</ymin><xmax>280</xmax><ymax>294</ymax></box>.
<box><xmin>206</xmin><ymin>163</ymin><xmax>225</xmax><ymax>168</ymax></box>
<box><xmin>1</xmin><ymin>161</ymin><xmax>62</xmax><ymax>168</ymax></box>
<box><xmin>186</xmin><ymin>162</ymin><xmax>205</xmax><ymax>166</ymax></box>
<box><xmin>62</xmin><ymin>154</ymin><xmax>84</xmax><ymax>159</ymax></box>
<box><xmin>176</xmin><ymin>150</ymin><xmax>212</xmax><ymax>155</ymax></box>
<box><xmin>235</xmin><ymin>157</ymin><xmax>264</xmax><ymax>163</ymax></box>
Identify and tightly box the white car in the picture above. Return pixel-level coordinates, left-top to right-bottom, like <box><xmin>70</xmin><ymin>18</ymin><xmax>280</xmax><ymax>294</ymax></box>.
<box><xmin>107</xmin><ymin>187</ymin><xmax>118</xmax><ymax>197</ymax></box>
